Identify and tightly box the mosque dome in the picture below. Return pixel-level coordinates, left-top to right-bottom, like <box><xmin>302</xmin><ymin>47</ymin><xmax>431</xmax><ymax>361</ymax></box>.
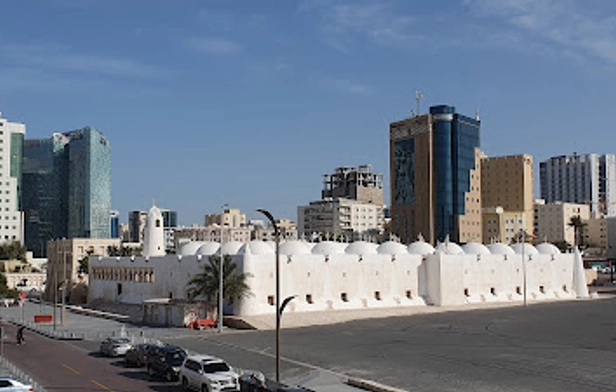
<box><xmin>510</xmin><ymin>243</ymin><xmax>539</xmax><ymax>255</ymax></box>
<box><xmin>195</xmin><ymin>242</ymin><xmax>221</xmax><ymax>256</ymax></box>
<box><xmin>435</xmin><ymin>242</ymin><xmax>465</xmax><ymax>255</ymax></box>
<box><xmin>238</xmin><ymin>241</ymin><xmax>275</xmax><ymax>255</ymax></box>
<box><xmin>279</xmin><ymin>241</ymin><xmax>311</xmax><ymax>255</ymax></box>
<box><xmin>408</xmin><ymin>241</ymin><xmax>436</xmax><ymax>256</ymax></box>
<box><xmin>221</xmin><ymin>241</ymin><xmax>244</xmax><ymax>255</ymax></box>
<box><xmin>536</xmin><ymin>243</ymin><xmax>561</xmax><ymax>255</ymax></box>
<box><xmin>461</xmin><ymin>242</ymin><xmax>491</xmax><ymax>255</ymax></box>
<box><xmin>179</xmin><ymin>241</ymin><xmax>207</xmax><ymax>256</ymax></box>
<box><xmin>345</xmin><ymin>241</ymin><xmax>378</xmax><ymax>255</ymax></box>
<box><xmin>487</xmin><ymin>243</ymin><xmax>515</xmax><ymax>256</ymax></box>
<box><xmin>377</xmin><ymin>241</ymin><xmax>409</xmax><ymax>255</ymax></box>
<box><xmin>312</xmin><ymin>241</ymin><xmax>345</xmax><ymax>255</ymax></box>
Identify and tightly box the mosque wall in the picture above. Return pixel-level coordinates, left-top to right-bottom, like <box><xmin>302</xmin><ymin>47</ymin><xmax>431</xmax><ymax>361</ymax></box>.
<box><xmin>88</xmin><ymin>241</ymin><xmax>581</xmax><ymax>317</ymax></box>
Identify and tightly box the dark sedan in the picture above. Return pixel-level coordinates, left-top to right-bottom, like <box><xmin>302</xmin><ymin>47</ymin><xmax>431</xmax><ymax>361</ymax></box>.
<box><xmin>146</xmin><ymin>345</ymin><xmax>187</xmax><ymax>381</ymax></box>
<box><xmin>125</xmin><ymin>343</ymin><xmax>161</xmax><ymax>367</ymax></box>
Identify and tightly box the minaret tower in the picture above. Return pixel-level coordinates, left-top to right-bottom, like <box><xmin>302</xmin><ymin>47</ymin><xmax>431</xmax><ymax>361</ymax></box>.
<box><xmin>143</xmin><ymin>204</ymin><xmax>165</xmax><ymax>257</ymax></box>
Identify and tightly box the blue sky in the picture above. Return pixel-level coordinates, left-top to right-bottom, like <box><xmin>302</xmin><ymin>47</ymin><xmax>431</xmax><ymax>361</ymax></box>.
<box><xmin>2</xmin><ymin>0</ymin><xmax>616</xmax><ymax>226</ymax></box>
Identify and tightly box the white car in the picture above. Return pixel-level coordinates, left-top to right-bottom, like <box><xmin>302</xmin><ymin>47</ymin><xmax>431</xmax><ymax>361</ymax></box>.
<box><xmin>99</xmin><ymin>337</ymin><xmax>133</xmax><ymax>357</ymax></box>
<box><xmin>179</xmin><ymin>354</ymin><xmax>240</xmax><ymax>392</ymax></box>
<box><xmin>0</xmin><ymin>377</ymin><xmax>33</xmax><ymax>391</ymax></box>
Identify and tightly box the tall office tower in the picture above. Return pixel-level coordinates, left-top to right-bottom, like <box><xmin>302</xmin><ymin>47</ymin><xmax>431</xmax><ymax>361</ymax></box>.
<box><xmin>128</xmin><ymin>210</ymin><xmax>148</xmax><ymax>243</ymax></box>
<box><xmin>23</xmin><ymin>126</ymin><xmax>111</xmax><ymax>256</ymax></box>
<box><xmin>0</xmin><ymin>113</ymin><xmax>25</xmax><ymax>244</ymax></box>
<box><xmin>389</xmin><ymin>105</ymin><xmax>481</xmax><ymax>244</ymax></box>
<box><xmin>321</xmin><ymin>165</ymin><xmax>384</xmax><ymax>205</ymax></box>
<box><xmin>540</xmin><ymin>154</ymin><xmax>616</xmax><ymax>217</ymax></box>
<box><xmin>481</xmin><ymin>154</ymin><xmax>534</xmax><ymax>243</ymax></box>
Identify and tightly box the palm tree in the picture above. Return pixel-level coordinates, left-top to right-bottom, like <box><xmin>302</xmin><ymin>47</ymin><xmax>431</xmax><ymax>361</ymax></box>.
<box><xmin>187</xmin><ymin>255</ymin><xmax>252</xmax><ymax>303</ymax></box>
<box><xmin>568</xmin><ymin>215</ymin><xmax>587</xmax><ymax>248</ymax></box>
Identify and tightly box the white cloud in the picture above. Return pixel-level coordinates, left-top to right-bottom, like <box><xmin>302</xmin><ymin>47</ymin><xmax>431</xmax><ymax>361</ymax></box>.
<box><xmin>2</xmin><ymin>43</ymin><xmax>165</xmax><ymax>78</ymax></box>
<box><xmin>186</xmin><ymin>37</ymin><xmax>242</xmax><ymax>55</ymax></box>
<box><xmin>464</xmin><ymin>0</ymin><xmax>616</xmax><ymax>66</ymax></box>
<box><xmin>299</xmin><ymin>1</ymin><xmax>416</xmax><ymax>51</ymax></box>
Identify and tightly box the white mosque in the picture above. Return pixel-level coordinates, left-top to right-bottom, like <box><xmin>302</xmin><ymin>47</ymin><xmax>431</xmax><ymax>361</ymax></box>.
<box><xmin>88</xmin><ymin>206</ymin><xmax>589</xmax><ymax>318</ymax></box>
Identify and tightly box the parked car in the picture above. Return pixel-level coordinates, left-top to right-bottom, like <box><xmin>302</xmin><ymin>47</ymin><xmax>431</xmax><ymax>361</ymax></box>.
<box><xmin>147</xmin><ymin>345</ymin><xmax>187</xmax><ymax>381</ymax></box>
<box><xmin>125</xmin><ymin>343</ymin><xmax>161</xmax><ymax>367</ymax></box>
<box><xmin>179</xmin><ymin>354</ymin><xmax>240</xmax><ymax>392</ymax></box>
<box><xmin>0</xmin><ymin>376</ymin><xmax>33</xmax><ymax>391</ymax></box>
<box><xmin>99</xmin><ymin>337</ymin><xmax>133</xmax><ymax>357</ymax></box>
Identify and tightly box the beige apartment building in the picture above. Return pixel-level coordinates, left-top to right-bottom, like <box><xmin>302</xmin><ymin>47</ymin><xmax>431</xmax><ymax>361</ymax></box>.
<box><xmin>205</xmin><ymin>208</ymin><xmax>246</xmax><ymax>228</ymax></box>
<box><xmin>174</xmin><ymin>225</ymin><xmax>251</xmax><ymax>249</ymax></box>
<box><xmin>481</xmin><ymin>154</ymin><xmax>534</xmax><ymax>243</ymax></box>
<box><xmin>482</xmin><ymin>207</ymin><xmax>527</xmax><ymax>244</ymax></box>
<box><xmin>45</xmin><ymin>238</ymin><xmax>121</xmax><ymax>303</ymax></box>
<box><xmin>534</xmin><ymin>201</ymin><xmax>590</xmax><ymax>246</ymax></box>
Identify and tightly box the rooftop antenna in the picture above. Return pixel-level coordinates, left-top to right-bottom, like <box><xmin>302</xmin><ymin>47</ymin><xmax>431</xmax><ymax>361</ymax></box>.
<box><xmin>475</xmin><ymin>107</ymin><xmax>480</xmax><ymax>121</ymax></box>
<box><xmin>415</xmin><ymin>91</ymin><xmax>423</xmax><ymax>116</ymax></box>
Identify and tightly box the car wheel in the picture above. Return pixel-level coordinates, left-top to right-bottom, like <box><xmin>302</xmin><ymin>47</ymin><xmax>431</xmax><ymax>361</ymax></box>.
<box><xmin>166</xmin><ymin>370</ymin><xmax>173</xmax><ymax>382</ymax></box>
<box><xmin>201</xmin><ymin>384</ymin><xmax>210</xmax><ymax>392</ymax></box>
<box><xmin>182</xmin><ymin>377</ymin><xmax>189</xmax><ymax>391</ymax></box>
<box><xmin>136</xmin><ymin>358</ymin><xmax>142</xmax><ymax>367</ymax></box>
<box><xmin>147</xmin><ymin>366</ymin><xmax>155</xmax><ymax>378</ymax></box>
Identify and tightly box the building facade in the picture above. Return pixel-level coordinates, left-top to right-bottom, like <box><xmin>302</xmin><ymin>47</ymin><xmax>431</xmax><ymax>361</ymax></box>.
<box><xmin>321</xmin><ymin>165</ymin><xmax>384</xmax><ymax>205</ymax></box>
<box><xmin>534</xmin><ymin>202</ymin><xmax>590</xmax><ymax>246</ymax></box>
<box><xmin>205</xmin><ymin>208</ymin><xmax>246</xmax><ymax>228</ymax></box>
<box><xmin>481</xmin><ymin>154</ymin><xmax>534</xmax><ymax>241</ymax></box>
<box><xmin>298</xmin><ymin>198</ymin><xmax>385</xmax><ymax>241</ymax></box>
<box><xmin>23</xmin><ymin>127</ymin><xmax>111</xmax><ymax>256</ymax></box>
<box><xmin>540</xmin><ymin>154</ymin><xmax>616</xmax><ymax>217</ymax></box>
<box><xmin>390</xmin><ymin>105</ymin><xmax>482</xmax><ymax>244</ymax></box>
<box><xmin>45</xmin><ymin>237</ymin><xmax>121</xmax><ymax>303</ymax></box>
<box><xmin>0</xmin><ymin>113</ymin><xmax>25</xmax><ymax>245</ymax></box>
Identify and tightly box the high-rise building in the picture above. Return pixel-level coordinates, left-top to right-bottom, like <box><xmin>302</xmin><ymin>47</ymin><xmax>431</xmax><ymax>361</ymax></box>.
<box><xmin>481</xmin><ymin>154</ymin><xmax>534</xmax><ymax>242</ymax></box>
<box><xmin>0</xmin><ymin>112</ymin><xmax>25</xmax><ymax>244</ymax></box>
<box><xmin>534</xmin><ymin>201</ymin><xmax>590</xmax><ymax>246</ymax></box>
<box><xmin>389</xmin><ymin>105</ymin><xmax>481</xmax><ymax>244</ymax></box>
<box><xmin>23</xmin><ymin>127</ymin><xmax>111</xmax><ymax>256</ymax></box>
<box><xmin>540</xmin><ymin>154</ymin><xmax>616</xmax><ymax>217</ymax></box>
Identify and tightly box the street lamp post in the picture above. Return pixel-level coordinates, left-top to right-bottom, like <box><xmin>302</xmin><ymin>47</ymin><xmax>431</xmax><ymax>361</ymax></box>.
<box><xmin>61</xmin><ymin>249</ymin><xmax>67</xmax><ymax>325</ymax></box>
<box><xmin>218</xmin><ymin>204</ymin><xmax>228</xmax><ymax>334</ymax></box>
<box><xmin>256</xmin><ymin>209</ymin><xmax>282</xmax><ymax>383</ymax></box>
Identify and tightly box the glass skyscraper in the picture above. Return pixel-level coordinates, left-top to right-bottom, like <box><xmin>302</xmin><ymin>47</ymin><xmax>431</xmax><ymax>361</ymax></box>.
<box><xmin>390</xmin><ymin>105</ymin><xmax>481</xmax><ymax>244</ymax></box>
<box><xmin>23</xmin><ymin>127</ymin><xmax>111</xmax><ymax>256</ymax></box>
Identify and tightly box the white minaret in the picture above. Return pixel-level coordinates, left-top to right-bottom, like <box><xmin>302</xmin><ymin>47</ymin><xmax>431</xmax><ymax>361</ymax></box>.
<box><xmin>143</xmin><ymin>204</ymin><xmax>166</xmax><ymax>257</ymax></box>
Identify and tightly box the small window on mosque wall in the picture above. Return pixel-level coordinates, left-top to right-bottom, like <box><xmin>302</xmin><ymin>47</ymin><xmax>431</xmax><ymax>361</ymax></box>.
<box><xmin>156</xmin><ymin>219</ymin><xmax>161</xmax><ymax>227</ymax></box>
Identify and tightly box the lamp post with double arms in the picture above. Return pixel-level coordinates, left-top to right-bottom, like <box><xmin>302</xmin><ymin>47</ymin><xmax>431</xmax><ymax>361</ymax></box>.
<box><xmin>256</xmin><ymin>209</ymin><xmax>282</xmax><ymax>383</ymax></box>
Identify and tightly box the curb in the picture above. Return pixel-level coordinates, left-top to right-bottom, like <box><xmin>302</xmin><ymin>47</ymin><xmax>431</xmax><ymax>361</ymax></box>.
<box><xmin>347</xmin><ymin>378</ymin><xmax>408</xmax><ymax>392</ymax></box>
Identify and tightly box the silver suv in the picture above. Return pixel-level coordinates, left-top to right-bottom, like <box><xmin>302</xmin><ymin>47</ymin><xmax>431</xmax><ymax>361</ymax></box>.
<box><xmin>179</xmin><ymin>354</ymin><xmax>240</xmax><ymax>392</ymax></box>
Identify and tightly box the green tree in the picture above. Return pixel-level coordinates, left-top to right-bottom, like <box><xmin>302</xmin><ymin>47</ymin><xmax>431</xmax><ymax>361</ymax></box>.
<box><xmin>77</xmin><ymin>249</ymin><xmax>94</xmax><ymax>276</ymax></box>
<box><xmin>0</xmin><ymin>272</ymin><xmax>18</xmax><ymax>298</ymax></box>
<box><xmin>0</xmin><ymin>241</ymin><xmax>27</xmax><ymax>263</ymax></box>
<box><xmin>187</xmin><ymin>255</ymin><xmax>252</xmax><ymax>304</ymax></box>
<box><xmin>568</xmin><ymin>215</ymin><xmax>587</xmax><ymax>248</ymax></box>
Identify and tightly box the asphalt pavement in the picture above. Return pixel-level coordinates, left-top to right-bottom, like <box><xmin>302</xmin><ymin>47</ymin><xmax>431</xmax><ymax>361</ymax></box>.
<box><xmin>3</xmin><ymin>295</ymin><xmax>616</xmax><ymax>392</ymax></box>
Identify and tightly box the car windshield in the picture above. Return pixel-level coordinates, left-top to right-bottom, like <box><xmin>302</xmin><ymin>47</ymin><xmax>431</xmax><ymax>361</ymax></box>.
<box><xmin>166</xmin><ymin>351</ymin><xmax>186</xmax><ymax>365</ymax></box>
<box><xmin>204</xmin><ymin>362</ymin><xmax>231</xmax><ymax>373</ymax></box>
<box><xmin>112</xmin><ymin>338</ymin><xmax>130</xmax><ymax>344</ymax></box>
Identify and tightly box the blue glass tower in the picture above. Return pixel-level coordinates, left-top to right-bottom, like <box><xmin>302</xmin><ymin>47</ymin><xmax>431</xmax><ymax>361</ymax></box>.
<box><xmin>23</xmin><ymin>127</ymin><xmax>111</xmax><ymax>256</ymax></box>
<box><xmin>390</xmin><ymin>105</ymin><xmax>481</xmax><ymax>244</ymax></box>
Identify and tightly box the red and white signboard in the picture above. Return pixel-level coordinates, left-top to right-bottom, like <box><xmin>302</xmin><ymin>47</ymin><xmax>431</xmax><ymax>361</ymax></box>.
<box><xmin>18</xmin><ymin>291</ymin><xmax>26</xmax><ymax>304</ymax></box>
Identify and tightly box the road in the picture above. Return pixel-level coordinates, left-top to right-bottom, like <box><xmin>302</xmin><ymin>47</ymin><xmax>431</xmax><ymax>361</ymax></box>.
<box><xmin>0</xmin><ymin>322</ymin><xmax>176</xmax><ymax>392</ymax></box>
<box><xmin>4</xmin><ymin>296</ymin><xmax>616</xmax><ymax>391</ymax></box>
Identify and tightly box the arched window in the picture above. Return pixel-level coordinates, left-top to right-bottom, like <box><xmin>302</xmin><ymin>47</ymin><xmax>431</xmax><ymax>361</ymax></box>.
<box><xmin>156</xmin><ymin>219</ymin><xmax>161</xmax><ymax>227</ymax></box>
